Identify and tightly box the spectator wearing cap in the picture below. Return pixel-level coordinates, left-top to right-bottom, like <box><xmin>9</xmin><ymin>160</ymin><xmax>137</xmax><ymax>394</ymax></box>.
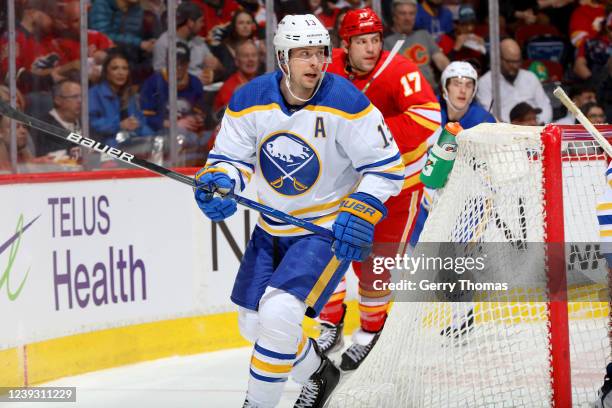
<box><xmin>384</xmin><ymin>0</ymin><xmax>449</xmax><ymax>91</ymax></box>
<box><xmin>477</xmin><ymin>38</ymin><xmax>552</xmax><ymax>124</ymax></box>
<box><xmin>414</xmin><ymin>0</ymin><xmax>454</xmax><ymax>42</ymax></box>
<box><xmin>448</xmin><ymin>4</ymin><xmax>486</xmax><ymax>68</ymax></box>
<box><xmin>153</xmin><ymin>1</ymin><xmax>220</xmax><ymax>85</ymax></box>
<box><xmin>0</xmin><ymin>0</ymin><xmax>59</xmax><ymax>93</ymax></box>
<box><xmin>580</xmin><ymin>102</ymin><xmax>607</xmax><ymax>125</ymax></box>
<box><xmin>555</xmin><ymin>84</ymin><xmax>597</xmax><ymax>125</ymax></box>
<box><xmin>573</xmin><ymin>11</ymin><xmax>612</xmax><ymax>87</ymax></box>
<box><xmin>89</xmin><ymin>0</ymin><xmax>156</xmax><ymax>67</ymax></box>
<box><xmin>141</xmin><ymin>43</ymin><xmax>206</xmax><ymax>135</ymax></box>
<box><xmin>510</xmin><ymin>102</ymin><xmax>541</xmax><ymax>126</ymax></box>
<box><xmin>213</xmin><ymin>40</ymin><xmax>260</xmax><ymax>117</ymax></box>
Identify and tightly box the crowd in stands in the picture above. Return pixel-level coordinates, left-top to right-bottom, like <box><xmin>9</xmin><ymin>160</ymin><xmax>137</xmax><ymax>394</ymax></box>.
<box><xmin>0</xmin><ymin>0</ymin><xmax>610</xmax><ymax>172</ymax></box>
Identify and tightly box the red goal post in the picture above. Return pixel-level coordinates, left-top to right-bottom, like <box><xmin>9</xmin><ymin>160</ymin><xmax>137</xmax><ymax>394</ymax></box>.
<box><xmin>330</xmin><ymin>123</ymin><xmax>612</xmax><ymax>408</ymax></box>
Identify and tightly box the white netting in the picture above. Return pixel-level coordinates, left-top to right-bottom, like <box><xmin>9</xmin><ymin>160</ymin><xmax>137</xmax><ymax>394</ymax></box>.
<box><xmin>330</xmin><ymin>124</ymin><xmax>611</xmax><ymax>408</ymax></box>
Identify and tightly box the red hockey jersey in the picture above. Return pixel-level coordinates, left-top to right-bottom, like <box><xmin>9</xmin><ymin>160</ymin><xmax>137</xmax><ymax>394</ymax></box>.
<box><xmin>328</xmin><ymin>48</ymin><xmax>440</xmax><ymax>190</ymax></box>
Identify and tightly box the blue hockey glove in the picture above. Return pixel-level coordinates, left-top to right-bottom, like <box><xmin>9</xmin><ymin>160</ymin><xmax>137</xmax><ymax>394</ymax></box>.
<box><xmin>332</xmin><ymin>192</ymin><xmax>387</xmax><ymax>262</ymax></box>
<box><xmin>194</xmin><ymin>167</ymin><xmax>237</xmax><ymax>222</ymax></box>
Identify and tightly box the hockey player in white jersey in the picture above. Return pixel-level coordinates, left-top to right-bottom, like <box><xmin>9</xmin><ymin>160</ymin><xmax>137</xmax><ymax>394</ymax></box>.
<box><xmin>193</xmin><ymin>14</ymin><xmax>404</xmax><ymax>408</ymax></box>
<box><xmin>596</xmin><ymin>161</ymin><xmax>612</xmax><ymax>408</ymax></box>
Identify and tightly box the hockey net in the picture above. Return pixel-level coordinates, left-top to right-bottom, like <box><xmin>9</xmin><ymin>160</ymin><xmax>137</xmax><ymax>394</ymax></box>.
<box><xmin>330</xmin><ymin>123</ymin><xmax>612</xmax><ymax>407</ymax></box>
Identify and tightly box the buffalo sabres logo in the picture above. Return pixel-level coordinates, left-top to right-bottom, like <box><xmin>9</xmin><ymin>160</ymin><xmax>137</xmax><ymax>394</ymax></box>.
<box><xmin>259</xmin><ymin>132</ymin><xmax>320</xmax><ymax>196</ymax></box>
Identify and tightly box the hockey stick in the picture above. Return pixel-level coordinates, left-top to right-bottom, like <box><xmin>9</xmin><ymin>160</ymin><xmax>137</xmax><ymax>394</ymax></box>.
<box><xmin>361</xmin><ymin>39</ymin><xmax>405</xmax><ymax>94</ymax></box>
<box><xmin>0</xmin><ymin>101</ymin><xmax>334</xmax><ymax>240</ymax></box>
<box><xmin>553</xmin><ymin>87</ymin><xmax>612</xmax><ymax>157</ymax></box>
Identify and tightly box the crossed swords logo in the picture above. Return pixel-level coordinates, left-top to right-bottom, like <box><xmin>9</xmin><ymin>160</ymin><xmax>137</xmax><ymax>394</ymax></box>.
<box><xmin>262</xmin><ymin>147</ymin><xmax>315</xmax><ymax>192</ymax></box>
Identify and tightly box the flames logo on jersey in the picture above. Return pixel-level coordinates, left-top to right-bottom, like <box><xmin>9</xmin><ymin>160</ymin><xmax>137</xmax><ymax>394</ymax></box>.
<box><xmin>259</xmin><ymin>132</ymin><xmax>320</xmax><ymax>196</ymax></box>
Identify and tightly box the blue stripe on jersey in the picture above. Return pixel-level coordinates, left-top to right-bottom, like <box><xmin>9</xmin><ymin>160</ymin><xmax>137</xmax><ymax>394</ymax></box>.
<box><xmin>207</xmin><ymin>154</ymin><xmax>255</xmax><ymax>171</ymax></box>
<box><xmin>356</xmin><ymin>153</ymin><xmax>402</xmax><ymax>172</ymax></box>
<box><xmin>606</xmin><ymin>167</ymin><xmax>612</xmax><ymax>177</ymax></box>
<box><xmin>363</xmin><ymin>171</ymin><xmax>405</xmax><ymax>181</ymax></box>
<box><xmin>254</xmin><ymin>343</ymin><xmax>296</xmax><ymax>360</ymax></box>
<box><xmin>598</xmin><ymin>215</ymin><xmax>612</xmax><ymax>225</ymax></box>
<box><xmin>249</xmin><ymin>369</ymin><xmax>288</xmax><ymax>383</ymax></box>
<box><xmin>228</xmin><ymin>71</ymin><xmax>371</xmax><ymax>117</ymax></box>
<box><xmin>294</xmin><ymin>338</ymin><xmax>312</xmax><ymax>367</ymax></box>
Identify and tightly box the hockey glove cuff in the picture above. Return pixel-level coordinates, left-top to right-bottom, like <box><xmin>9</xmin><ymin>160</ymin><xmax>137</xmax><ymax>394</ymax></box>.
<box><xmin>332</xmin><ymin>192</ymin><xmax>387</xmax><ymax>262</ymax></box>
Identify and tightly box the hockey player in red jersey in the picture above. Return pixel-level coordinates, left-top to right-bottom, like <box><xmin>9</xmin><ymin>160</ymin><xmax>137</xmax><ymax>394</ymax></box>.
<box><xmin>318</xmin><ymin>7</ymin><xmax>441</xmax><ymax>371</ymax></box>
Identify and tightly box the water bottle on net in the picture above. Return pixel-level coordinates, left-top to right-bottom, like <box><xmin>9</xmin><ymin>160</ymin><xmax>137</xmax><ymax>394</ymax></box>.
<box><xmin>420</xmin><ymin>122</ymin><xmax>463</xmax><ymax>189</ymax></box>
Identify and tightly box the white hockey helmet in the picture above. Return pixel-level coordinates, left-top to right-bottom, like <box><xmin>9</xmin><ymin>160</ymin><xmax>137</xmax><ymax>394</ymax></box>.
<box><xmin>441</xmin><ymin>61</ymin><xmax>478</xmax><ymax>104</ymax></box>
<box><xmin>273</xmin><ymin>14</ymin><xmax>332</xmax><ymax>66</ymax></box>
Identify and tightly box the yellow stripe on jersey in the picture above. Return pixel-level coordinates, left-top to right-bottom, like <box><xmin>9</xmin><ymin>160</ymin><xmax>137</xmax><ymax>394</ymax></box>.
<box><xmin>410</xmin><ymin>101</ymin><xmax>441</xmax><ymax>110</ymax></box>
<box><xmin>380</xmin><ymin>163</ymin><xmax>405</xmax><ymax>174</ymax></box>
<box><xmin>403</xmin><ymin>173</ymin><xmax>421</xmax><ymax>189</ymax></box>
<box><xmin>306</xmin><ymin>257</ymin><xmax>341</xmax><ymax>308</ymax></box>
<box><xmin>195</xmin><ymin>166</ymin><xmax>228</xmax><ymax>179</ymax></box>
<box><xmin>250</xmin><ymin>355</ymin><xmax>293</xmax><ymax>374</ymax></box>
<box><xmin>226</xmin><ymin>103</ymin><xmax>281</xmax><ymax>118</ymax></box>
<box><xmin>402</xmin><ymin>140</ymin><xmax>429</xmax><ymax>165</ymax></box>
<box><xmin>258</xmin><ymin>213</ymin><xmax>338</xmax><ymax>235</ymax></box>
<box><xmin>597</xmin><ymin>203</ymin><xmax>612</xmax><ymax>211</ymax></box>
<box><xmin>305</xmin><ymin>103</ymin><xmax>374</xmax><ymax>120</ymax></box>
<box><xmin>358</xmin><ymin>304</ymin><xmax>389</xmax><ymax>314</ymax></box>
<box><xmin>296</xmin><ymin>335</ymin><xmax>307</xmax><ymax>356</ymax></box>
<box><xmin>290</xmin><ymin>198</ymin><xmax>344</xmax><ymax>217</ymax></box>
<box><xmin>600</xmin><ymin>230</ymin><xmax>612</xmax><ymax>237</ymax></box>
<box><xmin>404</xmin><ymin>111</ymin><xmax>441</xmax><ymax>132</ymax></box>
<box><xmin>327</xmin><ymin>292</ymin><xmax>346</xmax><ymax>303</ymax></box>
<box><xmin>358</xmin><ymin>287</ymin><xmax>391</xmax><ymax>298</ymax></box>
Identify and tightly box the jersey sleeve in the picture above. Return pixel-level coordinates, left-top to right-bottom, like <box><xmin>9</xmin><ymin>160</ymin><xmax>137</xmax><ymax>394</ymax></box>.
<box><xmin>204</xmin><ymin>101</ymin><xmax>257</xmax><ymax>192</ymax></box>
<box><xmin>597</xmin><ymin>162</ymin><xmax>612</xmax><ymax>265</ymax></box>
<box><xmin>383</xmin><ymin>57</ymin><xmax>441</xmax><ymax>190</ymax></box>
<box><xmin>337</xmin><ymin>103</ymin><xmax>404</xmax><ymax>203</ymax></box>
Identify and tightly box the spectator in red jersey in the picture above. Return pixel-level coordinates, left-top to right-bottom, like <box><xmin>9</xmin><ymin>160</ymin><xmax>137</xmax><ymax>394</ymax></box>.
<box><xmin>213</xmin><ymin>40</ymin><xmax>260</xmax><ymax>116</ymax></box>
<box><xmin>0</xmin><ymin>0</ymin><xmax>59</xmax><ymax>92</ymax></box>
<box><xmin>52</xmin><ymin>1</ymin><xmax>115</xmax><ymax>84</ymax></box>
<box><xmin>569</xmin><ymin>0</ymin><xmax>605</xmax><ymax>48</ymax></box>
<box><xmin>574</xmin><ymin>11</ymin><xmax>612</xmax><ymax>86</ymax></box>
<box><xmin>309</xmin><ymin>0</ymin><xmax>341</xmax><ymax>30</ymax></box>
<box><xmin>208</xmin><ymin>9</ymin><xmax>264</xmax><ymax>79</ymax></box>
<box><xmin>192</xmin><ymin>0</ymin><xmax>240</xmax><ymax>38</ymax></box>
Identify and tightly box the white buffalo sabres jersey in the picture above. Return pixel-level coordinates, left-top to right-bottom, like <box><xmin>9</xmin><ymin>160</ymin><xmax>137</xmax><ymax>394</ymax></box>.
<box><xmin>206</xmin><ymin>70</ymin><xmax>404</xmax><ymax>236</ymax></box>
<box><xmin>598</xmin><ymin>162</ymin><xmax>612</xmax><ymax>246</ymax></box>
